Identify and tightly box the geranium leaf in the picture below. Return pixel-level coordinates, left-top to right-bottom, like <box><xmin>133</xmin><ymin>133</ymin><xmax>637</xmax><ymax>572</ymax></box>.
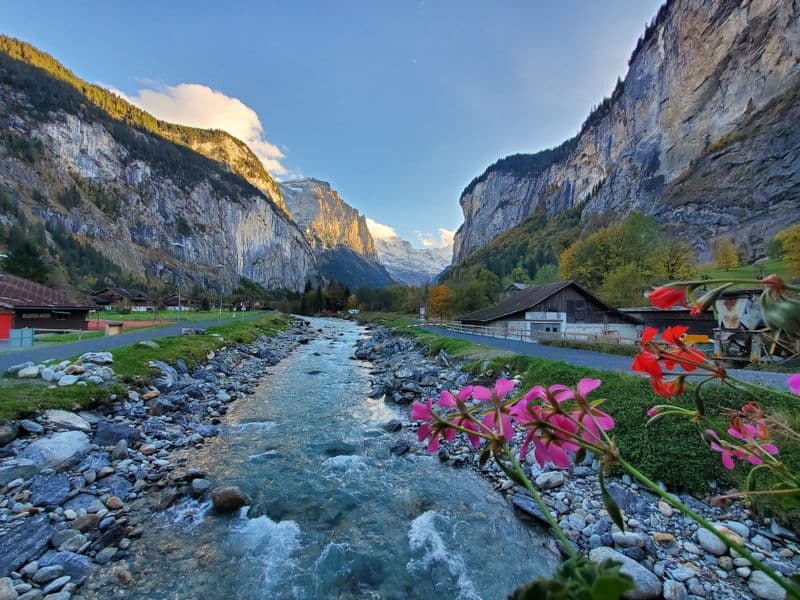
<box><xmin>599</xmin><ymin>471</ymin><xmax>625</xmax><ymax>532</ymax></box>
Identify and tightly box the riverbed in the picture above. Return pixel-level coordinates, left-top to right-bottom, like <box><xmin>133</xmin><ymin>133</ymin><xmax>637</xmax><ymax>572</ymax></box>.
<box><xmin>112</xmin><ymin>318</ymin><xmax>559</xmax><ymax>599</ymax></box>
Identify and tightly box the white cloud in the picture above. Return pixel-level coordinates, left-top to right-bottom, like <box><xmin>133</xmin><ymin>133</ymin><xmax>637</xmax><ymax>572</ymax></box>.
<box><xmin>113</xmin><ymin>83</ymin><xmax>288</xmax><ymax>176</ymax></box>
<box><xmin>416</xmin><ymin>227</ymin><xmax>455</xmax><ymax>249</ymax></box>
<box><xmin>365</xmin><ymin>218</ymin><xmax>398</xmax><ymax>240</ymax></box>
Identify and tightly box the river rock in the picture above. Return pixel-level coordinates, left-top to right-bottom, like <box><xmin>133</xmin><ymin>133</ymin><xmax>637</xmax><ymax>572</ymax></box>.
<box><xmin>42</xmin><ymin>410</ymin><xmax>91</xmax><ymax>433</ymax></box>
<box><xmin>191</xmin><ymin>478</ymin><xmax>211</xmax><ymax>498</ymax></box>
<box><xmin>79</xmin><ymin>352</ymin><xmax>113</xmax><ymax>365</ymax></box>
<box><xmin>0</xmin><ymin>460</ymin><xmax>38</xmax><ymax>486</ymax></box>
<box><xmin>37</xmin><ymin>551</ymin><xmax>95</xmax><ymax>586</ymax></box>
<box><xmin>662</xmin><ymin>580</ymin><xmax>688</xmax><ymax>600</ymax></box>
<box><xmin>149</xmin><ymin>361</ymin><xmax>179</xmax><ymax>391</ymax></box>
<box><xmin>511</xmin><ymin>493</ymin><xmax>550</xmax><ymax>525</ymax></box>
<box><xmin>747</xmin><ymin>571</ymin><xmax>787</xmax><ymax>599</ymax></box>
<box><xmin>110</xmin><ymin>440</ymin><xmax>128</xmax><ymax>461</ymax></box>
<box><xmin>535</xmin><ymin>471</ymin><xmax>565</xmax><ymax>489</ymax></box>
<box><xmin>17</xmin><ymin>366</ymin><xmax>39</xmax><ymax>378</ymax></box>
<box><xmin>19</xmin><ymin>420</ymin><xmax>43</xmax><ymax>435</ymax></box>
<box><xmin>389</xmin><ymin>441</ymin><xmax>410</xmax><ymax>456</ymax></box>
<box><xmin>696</xmin><ymin>528</ymin><xmax>728</xmax><ymax>556</ymax></box>
<box><xmin>211</xmin><ymin>486</ymin><xmax>250</xmax><ymax>512</ymax></box>
<box><xmin>57</xmin><ymin>375</ymin><xmax>79</xmax><ymax>387</ymax></box>
<box><xmin>29</xmin><ymin>473</ymin><xmax>70</xmax><ymax>507</ymax></box>
<box><xmin>40</xmin><ymin>367</ymin><xmax>57</xmax><ymax>382</ymax></box>
<box><xmin>383</xmin><ymin>419</ymin><xmax>403</xmax><ymax>432</ymax></box>
<box><xmin>0</xmin><ymin>577</ymin><xmax>16</xmax><ymax>600</ymax></box>
<box><xmin>64</xmin><ymin>364</ymin><xmax>84</xmax><ymax>376</ymax></box>
<box><xmin>589</xmin><ymin>547</ymin><xmax>661</xmax><ymax>599</ymax></box>
<box><xmin>0</xmin><ymin>515</ymin><xmax>54</xmax><ymax>577</ymax></box>
<box><xmin>7</xmin><ymin>361</ymin><xmax>33</xmax><ymax>373</ymax></box>
<box><xmin>93</xmin><ymin>421</ymin><xmax>139</xmax><ymax>447</ymax></box>
<box><xmin>42</xmin><ymin>575</ymin><xmax>70</xmax><ymax>595</ymax></box>
<box><xmin>31</xmin><ymin>565</ymin><xmax>63</xmax><ymax>584</ymax></box>
<box><xmin>20</xmin><ymin>431</ymin><xmax>89</xmax><ymax>469</ymax></box>
<box><xmin>105</xmin><ymin>496</ymin><xmax>123</xmax><ymax>510</ymax></box>
<box><xmin>0</xmin><ymin>424</ymin><xmax>17</xmax><ymax>447</ymax></box>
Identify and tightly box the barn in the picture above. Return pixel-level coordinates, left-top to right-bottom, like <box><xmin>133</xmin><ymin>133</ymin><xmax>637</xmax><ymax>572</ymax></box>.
<box><xmin>0</xmin><ymin>272</ymin><xmax>95</xmax><ymax>339</ymax></box>
<box><xmin>456</xmin><ymin>280</ymin><xmax>640</xmax><ymax>340</ymax></box>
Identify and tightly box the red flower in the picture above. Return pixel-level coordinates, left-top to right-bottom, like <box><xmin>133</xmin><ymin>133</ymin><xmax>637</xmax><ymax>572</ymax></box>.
<box><xmin>648</xmin><ymin>286</ymin><xmax>687</xmax><ymax>309</ymax></box>
<box><xmin>662</xmin><ymin>325</ymin><xmax>688</xmax><ymax>346</ymax></box>
<box><xmin>632</xmin><ymin>351</ymin><xmax>662</xmax><ymax>378</ymax></box>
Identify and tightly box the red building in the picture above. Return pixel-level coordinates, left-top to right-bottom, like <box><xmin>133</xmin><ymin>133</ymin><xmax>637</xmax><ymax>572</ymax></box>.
<box><xmin>0</xmin><ymin>273</ymin><xmax>96</xmax><ymax>339</ymax></box>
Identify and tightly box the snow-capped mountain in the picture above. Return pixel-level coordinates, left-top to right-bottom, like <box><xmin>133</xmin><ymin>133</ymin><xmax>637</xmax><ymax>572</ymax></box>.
<box><xmin>367</xmin><ymin>221</ymin><xmax>452</xmax><ymax>285</ymax></box>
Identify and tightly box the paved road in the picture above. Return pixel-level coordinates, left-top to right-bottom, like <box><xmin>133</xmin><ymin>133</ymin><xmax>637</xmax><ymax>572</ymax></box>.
<box><xmin>0</xmin><ymin>314</ymin><xmax>263</xmax><ymax>372</ymax></box>
<box><xmin>423</xmin><ymin>326</ymin><xmax>794</xmax><ymax>391</ymax></box>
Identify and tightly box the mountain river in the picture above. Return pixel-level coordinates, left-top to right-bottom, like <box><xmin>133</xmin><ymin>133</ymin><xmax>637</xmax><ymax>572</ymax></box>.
<box><xmin>118</xmin><ymin>317</ymin><xmax>559</xmax><ymax>599</ymax></box>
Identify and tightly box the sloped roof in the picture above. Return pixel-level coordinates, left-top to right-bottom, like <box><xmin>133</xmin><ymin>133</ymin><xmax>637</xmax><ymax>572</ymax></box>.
<box><xmin>0</xmin><ymin>272</ymin><xmax>96</xmax><ymax>310</ymax></box>
<box><xmin>456</xmin><ymin>280</ymin><xmax>636</xmax><ymax>324</ymax></box>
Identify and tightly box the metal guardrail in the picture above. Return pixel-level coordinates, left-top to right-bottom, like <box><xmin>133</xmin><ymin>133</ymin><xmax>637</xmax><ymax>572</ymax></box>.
<box><xmin>424</xmin><ymin>319</ymin><xmax>640</xmax><ymax>347</ymax></box>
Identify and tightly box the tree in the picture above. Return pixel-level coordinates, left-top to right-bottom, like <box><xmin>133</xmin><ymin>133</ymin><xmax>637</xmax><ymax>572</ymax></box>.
<box><xmin>597</xmin><ymin>263</ymin><xmax>647</xmax><ymax>307</ymax></box>
<box><xmin>776</xmin><ymin>224</ymin><xmax>800</xmax><ymax>277</ymax></box>
<box><xmin>714</xmin><ymin>237</ymin><xmax>739</xmax><ymax>270</ymax></box>
<box><xmin>2</xmin><ymin>239</ymin><xmax>49</xmax><ymax>283</ymax></box>
<box><xmin>533</xmin><ymin>264</ymin><xmax>559</xmax><ymax>284</ymax></box>
<box><xmin>427</xmin><ymin>285</ymin><xmax>452</xmax><ymax>319</ymax></box>
<box><xmin>654</xmin><ymin>242</ymin><xmax>697</xmax><ymax>280</ymax></box>
<box><xmin>510</xmin><ymin>266</ymin><xmax>531</xmax><ymax>284</ymax></box>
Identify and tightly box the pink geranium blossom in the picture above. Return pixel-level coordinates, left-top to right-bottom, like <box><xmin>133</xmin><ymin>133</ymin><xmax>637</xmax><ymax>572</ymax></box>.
<box><xmin>410</xmin><ymin>398</ymin><xmax>455</xmax><ymax>452</ymax></box>
<box><xmin>473</xmin><ymin>378</ymin><xmax>516</xmax><ymax>441</ymax></box>
<box><xmin>789</xmin><ymin>374</ymin><xmax>800</xmax><ymax>396</ymax></box>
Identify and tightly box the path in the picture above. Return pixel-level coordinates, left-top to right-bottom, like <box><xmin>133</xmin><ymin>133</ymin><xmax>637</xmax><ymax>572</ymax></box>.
<box><xmin>0</xmin><ymin>313</ymin><xmax>264</xmax><ymax>372</ymax></box>
<box><xmin>422</xmin><ymin>325</ymin><xmax>794</xmax><ymax>391</ymax></box>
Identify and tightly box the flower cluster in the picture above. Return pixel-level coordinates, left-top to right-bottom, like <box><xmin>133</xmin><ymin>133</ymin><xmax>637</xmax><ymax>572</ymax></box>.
<box><xmin>410</xmin><ymin>377</ymin><xmax>615</xmax><ymax>468</ymax></box>
<box><xmin>631</xmin><ymin>325</ymin><xmax>723</xmax><ymax>397</ymax></box>
<box><xmin>705</xmin><ymin>408</ymin><xmax>780</xmax><ymax>470</ymax></box>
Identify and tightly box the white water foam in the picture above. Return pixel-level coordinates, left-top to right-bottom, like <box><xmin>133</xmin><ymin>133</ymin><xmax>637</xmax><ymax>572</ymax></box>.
<box><xmin>229</xmin><ymin>420</ymin><xmax>276</xmax><ymax>432</ymax></box>
<box><xmin>407</xmin><ymin>511</ymin><xmax>482</xmax><ymax>600</ymax></box>
<box><xmin>228</xmin><ymin>514</ymin><xmax>302</xmax><ymax>595</ymax></box>
<box><xmin>320</xmin><ymin>454</ymin><xmax>369</xmax><ymax>482</ymax></box>
<box><xmin>159</xmin><ymin>498</ymin><xmax>212</xmax><ymax>531</ymax></box>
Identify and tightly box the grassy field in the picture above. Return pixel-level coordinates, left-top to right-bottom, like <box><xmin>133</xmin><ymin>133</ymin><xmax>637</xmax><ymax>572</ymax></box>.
<box><xmin>0</xmin><ymin>313</ymin><xmax>292</xmax><ymax>421</ymax></box>
<box><xmin>360</xmin><ymin>312</ymin><xmax>800</xmax><ymax>528</ymax></box>
<box><xmin>35</xmin><ymin>331</ymin><xmax>105</xmax><ymax>344</ymax></box>
<box><xmin>698</xmin><ymin>258</ymin><xmax>789</xmax><ymax>281</ymax></box>
<box><xmin>91</xmin><ymin>309</ymin><xmax>256</xmax><ymax>323</ymax></box>
<box><xmin>538</xmin><ymin>338</ymin><xmax>640</xmax><ymax>357</ymax></box>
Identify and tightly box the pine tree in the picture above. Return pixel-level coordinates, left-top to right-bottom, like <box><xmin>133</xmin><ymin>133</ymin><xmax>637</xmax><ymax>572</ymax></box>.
<box><xmin>3</xmin><ymin>239</ymin><xmax>49</xmax><ymax>283</ymax></box>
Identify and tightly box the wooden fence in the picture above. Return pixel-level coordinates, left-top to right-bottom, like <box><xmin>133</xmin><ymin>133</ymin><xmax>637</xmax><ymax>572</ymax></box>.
<box><xmin>422</xmin><ymin>319</ymin><xmax>640</xmax><ymax>347</ymax></box>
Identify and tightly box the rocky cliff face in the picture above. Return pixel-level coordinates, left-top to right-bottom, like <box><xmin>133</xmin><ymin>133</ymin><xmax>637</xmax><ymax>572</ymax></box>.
<box><xmin>453</xmin><ymin>0</ymin><xmax>800</xmax><ymax>264</ymax></box>
<box><xmin>280</xmin><ymin>178</ymin><xmax>394</xmax><ymax>287</ymax></box>
<box><xmin>0</xmin><ymin>49</ymin><xmax>316</xmax><ymax>291</ymax></box>
<box><xmin>373</xmin><ymin>235</ymin><xmax>451</xmax><ymax>285</ymax></box>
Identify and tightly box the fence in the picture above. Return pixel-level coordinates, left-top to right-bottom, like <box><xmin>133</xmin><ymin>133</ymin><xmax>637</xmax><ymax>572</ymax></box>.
<box><xmin>423</xmin><ymin>319</ymin><xmax>640</xmax><ymax>347</ymax></box>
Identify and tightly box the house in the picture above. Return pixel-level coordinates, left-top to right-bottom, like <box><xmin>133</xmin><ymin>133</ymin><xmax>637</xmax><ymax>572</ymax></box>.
<box><xmin>456</xmin><ymin>280</ymin><xmax>640</xmax><ymax>340</ymax></box>
<box><xmin>0</xmin><ymin>272</ymin><xmax>95</xmax><ymax>339</ymax></box>
<box><xmin>160</xmin><ymin>293</ymin><xmax>198</xmax><ymax>311</ymax></box>
<box><xmin>619</xmin><ymin>306</ymin><xmax>716</xmax><ymax>336</ymax></box>
<box><xmin>503</xmin><ymin>282</ymin><xmax>530</xmax><ymax>298</ymax></box>
<box><xmin>91</xmin><ymin>287</ymin><xmax>154</xmax><ymax>312</ymax></box>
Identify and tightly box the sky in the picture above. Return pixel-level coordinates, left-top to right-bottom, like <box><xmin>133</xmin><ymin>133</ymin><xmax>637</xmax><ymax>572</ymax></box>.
<box><xmin>3</xmin><ymin>0</ymin><xmax>663</xmax><ymax>248</ymax></box>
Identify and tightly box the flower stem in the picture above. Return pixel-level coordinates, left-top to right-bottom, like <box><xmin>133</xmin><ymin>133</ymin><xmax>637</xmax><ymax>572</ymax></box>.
<box><xmin>502</xmin><ymin>446</ymin><xmax>578</xmax><ymax>559</ymax></box>
<box><xmin>617</xmin><ymin>457</ymin><xmax>800</xmax><ymax>599</ymax></box>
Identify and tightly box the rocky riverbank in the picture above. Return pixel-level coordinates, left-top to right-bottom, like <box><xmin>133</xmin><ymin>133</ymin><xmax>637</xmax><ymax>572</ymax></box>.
<box><xmin>357</xmin><ymin>325</ymin><xmax>799</xmax><ymax>600</ymax></box>
<box><xmin>0</xmin><ymin>318</ymin><xmax>314</xmax><ymax>600</ymax></box>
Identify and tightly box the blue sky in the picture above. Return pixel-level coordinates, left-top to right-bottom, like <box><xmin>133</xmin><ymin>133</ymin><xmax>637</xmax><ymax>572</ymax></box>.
<box><xmin>3</xmin><ymin>0</ymin><xmax>662</xmax><ymax>247</ymax></box>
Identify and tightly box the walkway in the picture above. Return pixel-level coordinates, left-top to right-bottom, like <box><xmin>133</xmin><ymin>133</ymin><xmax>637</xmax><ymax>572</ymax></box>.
<box><xmin>422</xmin><ymin>325</ymin><xmax>794</xmax><ymax>391</ymax></box>
<box><xmin>0</xmin><ymin>314</ymin><xmax>263</xmax><ymax>372</ymax></box>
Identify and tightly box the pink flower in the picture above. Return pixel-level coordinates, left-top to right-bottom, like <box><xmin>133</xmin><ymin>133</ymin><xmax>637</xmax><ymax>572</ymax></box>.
<box><xmin>472</xmin><ymin>378</ymin><xmax>516</xmax><ymax>402</ymax></box>
<box><xmin>410</xmin><ymin>399</ymin><xmax>455</xmax><ymax>452</ymax></box>
<box><xmin>510</xmin><ymin>400</ymin><xmax>579</xmax><ymax>467</ymax></box>
<box><xmin>707</xmin><ymin>429</ymin><xmax>735</xmax><ymax>470</ymax></box>
<box><xmin>789</xmin><ymin>374</ymin><xmax>800</xmax><ymax>396</ymax></box>
<box><xmin>438</xmin><ymin>390</ymin><xmax>457</xmax><ymax>409</ymax></box>
<box><xmin>453</xmin><ymin>415</ymin><xmax>482</xmax><ymax>447</ymax></box>
<box><xmin>473</xmin><ymin>379</ymin><xmax>516</xmax><ymax>441</ymax></box>
<box><xmin>457</xmin><ymin>386</ymin><xmax>474</xmax><ymax>401</ymax></box>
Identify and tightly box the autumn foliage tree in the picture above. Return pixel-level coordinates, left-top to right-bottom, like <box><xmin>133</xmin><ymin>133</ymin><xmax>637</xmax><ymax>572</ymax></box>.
<box><xmin>775</xmin><ymin>223</ymin><xmax>800</xmax><ymax>277</ymax></box>
<box><xmin>427</xmin><ymin>285</ymin><xmax>452</xmax><ymax>319</ymax></box>
<box><xmin>713</xmin><ymin>237</ymin><xmax>739</xmax><ymax>270</ymax></box>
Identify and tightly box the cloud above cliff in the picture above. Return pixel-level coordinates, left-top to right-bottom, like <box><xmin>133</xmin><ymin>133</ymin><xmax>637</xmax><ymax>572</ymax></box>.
<box><xmin>113</xmin><ymin>83</ymin><xmax>288</xmax><ymax>176</ymax></box>
<box><xmin>365</xmin><ymin>218</ymin><xmax>399</xmax><ymax>240</ymax></box>
<box><xmin>416</xmin><ymin>227</ymin><xmax>455</xmax><ymax>249</ymax></box>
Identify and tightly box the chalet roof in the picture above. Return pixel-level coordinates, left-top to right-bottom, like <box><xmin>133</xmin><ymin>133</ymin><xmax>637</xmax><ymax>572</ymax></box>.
<box><xmin>456</xmin><ymin>280</ymin><xmax>637</xmax><ymax>324</ymax></box>
<box><xmin>92</xmin><ymin>287</ymin><xmax>151</xmax><ymax>300</ymax></box>
<box><xmin>505</xmin><ymin>282</ymin><xmax>530</xmax><ymax>292</ymax></box>
<box><xmin>0</xmin><ymin>272</ymin><xmax>96</xmax><ymax>310</ymax></box>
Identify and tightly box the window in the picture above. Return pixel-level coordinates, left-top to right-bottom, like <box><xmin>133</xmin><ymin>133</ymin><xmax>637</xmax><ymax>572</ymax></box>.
<box><xmin>575</xmin><ymin>300</ymin><xmax>586</xmax><ymax>322</ymax></box>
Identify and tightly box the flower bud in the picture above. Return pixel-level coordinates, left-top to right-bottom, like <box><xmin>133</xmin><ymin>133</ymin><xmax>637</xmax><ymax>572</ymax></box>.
<box><xmin>690</xmin><ymin>283</ymin><xmax>732</xmax><ymax>316</ymax></box>
<box><xmin>760</xmin><ymin>289</ymin><xmax>800</xmax><ymax>336</ymax></box>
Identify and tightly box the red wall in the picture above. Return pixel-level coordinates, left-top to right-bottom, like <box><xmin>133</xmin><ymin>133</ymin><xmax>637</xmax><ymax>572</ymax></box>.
<box><xmin>0</xmin><ymin>314</ymin><xmax>11</xmax><ymax>340</ymax></box>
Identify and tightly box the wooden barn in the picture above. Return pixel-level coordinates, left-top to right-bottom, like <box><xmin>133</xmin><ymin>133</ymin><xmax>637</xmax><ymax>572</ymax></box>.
<box><xmin>456</xmin><ymin>280</ymin><xmax>640</xmax><ymax>339</ymax></box>
<box><xmin>0</xmin><ymin>272</ymin><xmax>94</xmax><ymax>339</ymax></box>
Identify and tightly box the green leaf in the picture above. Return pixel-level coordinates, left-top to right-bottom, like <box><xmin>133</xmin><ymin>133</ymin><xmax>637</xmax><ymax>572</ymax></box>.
<box><xmin>599</xmin><ymin>471</ymin><xmax>625</xmax><ymax>532</ymax></box>
<box><xmin>495</xmin><ymin>454</ymin><xmax>529</xmax><ymax>487</ymax></box>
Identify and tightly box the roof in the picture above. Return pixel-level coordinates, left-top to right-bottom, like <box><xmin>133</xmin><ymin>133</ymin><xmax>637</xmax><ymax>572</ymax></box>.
<box><xmin>456</xmin><ymin>280</ymin><xmax>637</xmax><ymax>324</ymax></box>
<box><xmin>92</xmin><ymin>287</ymin><xmax>151</xmax><ymax>301</ymax></box>
<box><xmin>505</xmin><ymin>282</ymin><xmax>530</xmax><ymax>291</ymax></box>
<box><xmin>0</xmin><ymin>272</ymin><xmax>96</xmax><ymax>310</ymax></box>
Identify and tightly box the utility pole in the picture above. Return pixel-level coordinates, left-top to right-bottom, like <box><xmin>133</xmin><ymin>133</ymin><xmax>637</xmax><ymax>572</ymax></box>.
<box><xmin>171</xmin><ymin>241</ymin><xmax>184</xmax><ymax>325</ymax></box>
<box><xmin>215</xmin><ymin>262</ymin><xmax>225</xmax><ymax>320</ymax></box>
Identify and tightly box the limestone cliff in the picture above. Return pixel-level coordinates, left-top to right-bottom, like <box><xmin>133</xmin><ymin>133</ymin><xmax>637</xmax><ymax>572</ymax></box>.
<box><xmin>280</xmin><ymin>178</ymin><xmax>394</xmax><ymax>287</ymax></box>
<box><xmin>0</xmin><ymin>43</ymin><xmax>316</xmax><ymax>291</ymax></box>
<box><xmin>453</xmin><ymin>0</ymin><xmax>800</xmax><ymax>264</ymax></box>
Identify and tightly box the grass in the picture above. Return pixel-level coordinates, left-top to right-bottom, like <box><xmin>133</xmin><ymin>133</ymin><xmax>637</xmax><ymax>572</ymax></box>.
<box><xmin>359</xmin><ymin>315</ymin><xmax>800</xmax><ymax>528</ymax></box>
<box><xmin>698</xmin><ymin>258</ymin><xmax>789</xmax><ymax>282</ymax></box>
<box><xmin>94</xmin><ymin>309</ymin><xmax>249</xmax><ymax>323</ymax></box>
<box><xmin>35</xmin><ymin>331</ymin><xmax>104</xmax><ymax>344</ymax></box>
<box><xmin>538</xmin><ymin>338</ymin><xmax>640</xmax><ymax>357</ymax></box>
<box><xmin>0</xmin><ymin>313</ymin><xmax>292</xmax><ymax>421</ymax></box>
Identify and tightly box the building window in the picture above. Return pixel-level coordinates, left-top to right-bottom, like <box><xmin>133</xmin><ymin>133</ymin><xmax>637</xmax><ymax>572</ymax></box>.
<box><xmin>575</xmin><ymin>300</ymin><xmax>586</xmax><ymax>322</ymax></box>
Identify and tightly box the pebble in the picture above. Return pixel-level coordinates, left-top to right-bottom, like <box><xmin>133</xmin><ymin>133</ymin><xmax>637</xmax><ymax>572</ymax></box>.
<box><xmin>696</xmin><ymin>528</ymin><xmax>728</xmax><ymax>556</ymax></box>
<box><xmin>747</xmin><ymin>570</ymin><xmax>787</xmax><ymax>599</ymax></box>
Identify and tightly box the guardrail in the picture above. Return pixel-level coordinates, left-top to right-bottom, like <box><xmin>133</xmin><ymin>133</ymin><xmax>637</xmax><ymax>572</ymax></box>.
<box><xmin>423</xmin><ymin>319</ymin><xmax>640</xmax><ymax>347</ymax></box>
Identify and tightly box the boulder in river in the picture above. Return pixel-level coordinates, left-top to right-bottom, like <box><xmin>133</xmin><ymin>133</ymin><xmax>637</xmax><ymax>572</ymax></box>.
<box><xmin>589</xmin><ymin>547</ymin><xmax>661</xmax><ymax>599</ymax></box>
<box><xmin>43</xmin><ymin>410</ymin><xmax>91</xmax><ymax>433</ymax></box>
<box><xmin>0</xmin><ymin>515</ymin><xmax>54</xmax><ymax>577</ymax></box>
<box><xmin>211</xmin><ymin>486</ymin><xmax>251</xmax><ymax>512</ymax></box>
<box><xmin>20</xmin><ymin>431</ymin><xmax>89</xmax><ymax>469</ymax></box>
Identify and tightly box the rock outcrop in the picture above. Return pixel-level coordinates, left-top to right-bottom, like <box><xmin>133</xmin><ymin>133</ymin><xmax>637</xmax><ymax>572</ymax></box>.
<box><xmin>0</xmin><ymin>37</ymin><xmax>316</xmax><ymax>291</ymax></box>
<box><xmin>372</xmin><ymin>234</ymin><xmax>451</xmax><ymax>285</ymax></box>
<box><xmin>453</xmin><ymin>0</ymin><xmax>800</xmax><ymax>264</ymax></box>
<box><xmin>280</xmin><ymin>178</ymin><xmax>393</xmax><ymax>287</ymax></box>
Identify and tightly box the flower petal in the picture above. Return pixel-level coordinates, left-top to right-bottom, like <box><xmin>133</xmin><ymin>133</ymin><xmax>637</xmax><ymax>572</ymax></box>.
<box><xmin>472</xmin><ymin>386</ymin><xmax>493</xmax><ymax>401</ymax></box>
<box><xmin>494</xmin><ymin>378</ymin><xmax>516</xmax><ymax>400</ymax></box>
<box><xmin>788</xmin><ymin>373</ymin><xmax>800</xmax><ymax>396</ymax></box>
<box><xmin>577</xmin><ymin>378</ymin><xmax>602</xmax><ymax>398</ymax></box>
<box><xmin>438</xmin><ymin>390</ymin><xmax>457</xmax><ymax>408</ymax></box>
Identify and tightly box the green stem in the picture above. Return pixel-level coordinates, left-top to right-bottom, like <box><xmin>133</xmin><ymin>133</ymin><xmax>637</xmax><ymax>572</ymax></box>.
<box><xmin>617</xmin><ymin>457</ymin><xmax>800</xmax><ymax>599</ymax></box>
<box><xmin>502</xmin><ymin>446</ymin><xmax>578</xmax><ymax>559</ymax></box>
